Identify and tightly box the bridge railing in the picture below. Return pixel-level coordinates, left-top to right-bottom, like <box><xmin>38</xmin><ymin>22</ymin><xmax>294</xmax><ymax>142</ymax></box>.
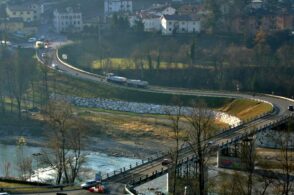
<box><xmin>101</xmin><ymin>152</ymin><xmax>169</xmax><ymax>181</ymax></box>
<box><xmin>101</xmin><ymin>106</ymin><xmax>291</xmax><ymax>182</ymax></box>
<box><xmin>218</xmin><ymin>113</ymin><xmax>294</xmax><ymax>149</ymax></box>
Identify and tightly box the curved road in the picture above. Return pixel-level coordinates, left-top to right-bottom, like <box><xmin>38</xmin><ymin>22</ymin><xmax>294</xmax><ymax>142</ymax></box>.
<box><xmin>34</xmin><ymin>47</ymin><xmax>294</xmax><ymax>194</ymax></box>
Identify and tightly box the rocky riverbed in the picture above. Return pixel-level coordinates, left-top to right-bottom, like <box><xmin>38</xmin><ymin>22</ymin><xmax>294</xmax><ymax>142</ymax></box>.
<box><xmin>51</xmin><ymin>94</ymin><xmax>241</xmax><ymax>126</ymax></box>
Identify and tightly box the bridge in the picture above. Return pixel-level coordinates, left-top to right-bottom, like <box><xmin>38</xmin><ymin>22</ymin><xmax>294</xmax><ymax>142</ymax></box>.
<box><xmin>37</xmin><ymin>48</ymin><xmax>294</xmax><ymax>193</ymax></box>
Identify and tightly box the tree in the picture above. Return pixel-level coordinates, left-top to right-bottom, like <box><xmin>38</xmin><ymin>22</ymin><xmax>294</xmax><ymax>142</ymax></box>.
<box><xmin>16</xmin><ymin>136</ymin><xmax>33</xmax><ymax>180</ymax></box>
<box><xmin>67</xmin><ymin>120</ymin><xmax>87</xmax><ymax>183</ymax></box>
<box><xmin>3</xmin><ymin>49</ymin><xmax>36</xmax><ymax>119</ymax></box>
<box><xmin>185</xmin><ymin>101</ymin><xmax>214</xmax><ymax>195</ymax></box>
<box><xmin>189</xmin><ymin>39</ymin><xmax>196</xmax><ymax>67</ymax></box>
<box><xmin>166</xmin><ymin>97</ymin><xmax>183</xmax><ymax>194</ymax></box>
<box><xmin>240</xmin><ymin>137</ymin><xmax>256</xmax><ymax>195</ymax></box>
<box><xmin>203</xmin><ymin>0</ymin><xmax>221</xmax><ymax>33</ymax></box>
<box><xmin>41</xmin><ymin>100</ymin><xmax>87</xmax><ymax>184</ymax></box>
<box><xmin>276</xmin><ymin>121</ymin><xmax>294</xmax><ymax>195</ymax></box>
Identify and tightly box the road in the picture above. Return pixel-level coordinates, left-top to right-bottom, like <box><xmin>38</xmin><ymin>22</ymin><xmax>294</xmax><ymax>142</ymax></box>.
<box><xmin>34</xmin><ymin>46</ymin><xmax>294</xmax><ymax>193</ymax></box>
<box><xmin>22</xmin><ymin>182</ymin><xmax>125</xmax><ymax>195</ymax></box>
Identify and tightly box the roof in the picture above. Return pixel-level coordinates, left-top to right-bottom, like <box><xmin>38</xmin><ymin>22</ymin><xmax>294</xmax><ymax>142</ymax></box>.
<box><xmin>162</xmin><ymin>14</ymin><xmax>199</xmax><ymax>21</ymax></box>
<box><xmin>54</xmin><ymin>7</ymin><xmax>81</xmax><ymax>14</ymax></box>
<box><xmin>7</xmin><ymin>4</ymin><xmax>34</xmax><ymax>12</ymax></box>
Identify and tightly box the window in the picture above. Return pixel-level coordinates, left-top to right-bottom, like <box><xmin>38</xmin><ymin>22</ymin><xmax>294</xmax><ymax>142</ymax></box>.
<box><xmin>169</xmin><ymin>28</ymin><xmax>172</xmax><ymax>31</ymax></box>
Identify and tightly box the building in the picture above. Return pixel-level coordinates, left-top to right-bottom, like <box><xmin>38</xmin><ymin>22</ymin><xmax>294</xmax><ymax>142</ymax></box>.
<box><xmin>6</xmin><ymin>3</ymin><xmax>41</xmax><ymax>23</ymax></box>
<box><xmin>141</xmin><ymin>13</ymin><xmax>162</xmax><ymax>32</ymax></box>
<box><xmin>53</xmin><ymin>7</ymin><xmax>83</xmax><ymax>33</ymax></box>
<box><xmin>130</xmin><ymin>4</ymin><xmax>176</xmax><ymax>32</ymax></box>
<box><xmin>104</xmin><ymin>0</ymin><xmax>133</xmax><ymax>15</ymax></box>
<box><xmin>0</xmin><ymin>18</ymin><xmax>24</xmax><ymax>33</ymax></box>
<box><xmin>161</xmin><ymin>15</ymin><xmax>201</xmax><ymax>35</ymax></box>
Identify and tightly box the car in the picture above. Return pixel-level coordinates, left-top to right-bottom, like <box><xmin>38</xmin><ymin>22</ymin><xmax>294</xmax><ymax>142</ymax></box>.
<box><xmin>0</xmin><ymin>192</ymin><xmax>10</xmax><ymax>195</ymax></box>
<box><xmin>51</xmin><ymin>63</ymin><xmax>57</xmax><ymax>69</ymax></box>
<box><xmin>288</xmin><ymin>105</ymin><xmax>294</xmax><ymax>111</ymax></box>
<box><xmin>41</xmin><ymin>53</ymin><xmax>47</xmax><ymax>58</ymax></box>
<box><xmin>207</xmin><ymin>140</ymin><xmax>215</xmax><ymax>145</ymax></box>
<box><xmin>81</xmin><ymin>180</ymin><xmax>99</xmax><ymax>189</ymax></box>
<box><xmin>28</xmin><ymin>37</ymin><xmax>37</xmax><ymax>43</ymax></box>
<box><xmin>161</xmin><ymin>158</ymin><xmax>172</xmax><ymax>166</ymax></box>
<box><xmin>1</xmin><ymin>40</ymin><xmax>12</xmax><ymax>46</ymax></box>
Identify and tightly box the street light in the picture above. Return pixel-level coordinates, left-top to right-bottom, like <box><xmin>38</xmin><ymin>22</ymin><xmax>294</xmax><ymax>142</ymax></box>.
<box><xmin>184</xmin><ymin>186</ymin><xmax>187</xmax><ymax>195</ymax></box>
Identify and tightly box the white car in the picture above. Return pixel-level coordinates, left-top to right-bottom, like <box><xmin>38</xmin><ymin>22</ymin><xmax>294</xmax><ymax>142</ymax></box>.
<box><xmin>28</xmin><ymin>37</ymin><xmax>37</xmax><ymax>43</ymax></box>
<box><xmin>51</xmin><ymin>63</ymin><xmax>57</xmax><ymax>69</ymax></box>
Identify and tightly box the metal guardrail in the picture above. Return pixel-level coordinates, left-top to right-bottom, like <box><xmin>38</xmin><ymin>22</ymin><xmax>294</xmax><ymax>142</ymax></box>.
<box><xmin>101</xmin><ymin>151</ymin><xmax>168</xmax><ymax>181</ymax></box>
<box><xmin>103</xmin><ymin>113</ymin><xmax>294</xmax><ymax>185</ymax></box>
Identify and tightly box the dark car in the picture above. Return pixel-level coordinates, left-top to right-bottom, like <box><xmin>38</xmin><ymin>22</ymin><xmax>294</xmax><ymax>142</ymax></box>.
<box><xmin>288</xmin><ymin>105</ymin><xmax>294</xmax><ymax>111</ymax></box>
<box><xmin>80</xmin><ymin>180</ymin><xmax>99</xmax><ymax>189</ymax></box>
<box><xmin>161</xmin><ymin>158</ymin><xmax>172</xmax><ymax>166</ymax></box>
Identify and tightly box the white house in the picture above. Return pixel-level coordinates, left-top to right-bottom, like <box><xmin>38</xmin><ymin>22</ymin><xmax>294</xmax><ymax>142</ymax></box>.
<box><xmin>141</xmin><ymin>13</ymin><xmax>162</xmax><ymax>32</ymax></box>
<box><xmin>135</xmin><ymin>5</ymin><xmax>176</xmax><ymax>32</ymax></box>
<box><xmin>6</xmin><ymin>3</ymin><xmax>41</xmax><ymax>23</ymax></box>
<box><xmin>161</xmin><ymin>15</ymin><xmax>201</xmax><ymax>35</ymax></box>
<box><xmin>53</xmin><ymin>7</ymin><xmax>83</xmax><ymax>33</ymax></box>
<box><xmin>104</xmin><ymin>0</ymin><xmax>133</xmax><ymax>15</ymax></box>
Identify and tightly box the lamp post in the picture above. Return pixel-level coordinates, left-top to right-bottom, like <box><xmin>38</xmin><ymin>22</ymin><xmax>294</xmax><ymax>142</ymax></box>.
<box><xmin>184</xmin><ymin>186</ymin><xmax>187</xmax><ymax>195</ymax></box>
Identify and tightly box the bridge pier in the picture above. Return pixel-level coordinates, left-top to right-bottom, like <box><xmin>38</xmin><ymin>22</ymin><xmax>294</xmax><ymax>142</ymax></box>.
<box><xmin>217</xmin><ymin>137</ymin><xmax>255</xmax><ymax>170</ymax></box>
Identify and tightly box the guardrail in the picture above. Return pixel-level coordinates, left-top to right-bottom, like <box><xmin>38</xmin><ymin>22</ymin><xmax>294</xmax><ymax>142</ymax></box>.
<box><xmin>56</xmin><ymin>49</ymin><xmax>104</xmax><ymax>80</ymax></box>
<box><xmin>101</xmin><ymin>151</ymin><xmax>169</xmax><ymax>181</ymax></box>
<box><xmin>0</xmin><ymin>184</ymin><xmax>74</xmax><ymax>193</ymax></box>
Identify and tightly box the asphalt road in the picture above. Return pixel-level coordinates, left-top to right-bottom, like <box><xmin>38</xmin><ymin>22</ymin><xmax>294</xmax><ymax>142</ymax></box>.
<box><xmin>34</xmin><ymin>46</ymin><xmax>294</xmax><ymax>194</ymax></box>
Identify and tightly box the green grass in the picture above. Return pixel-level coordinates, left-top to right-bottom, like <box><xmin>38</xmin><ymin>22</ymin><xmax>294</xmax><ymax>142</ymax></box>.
<box><xmin>220</xmin><ymin>99</ymin><xmax>273</xmax><ymax>121</ymax></box>
<box><xmin>0</xmin><ymin>182</ymin><xmax>79</xmax><ymax>194</ymax></box>
<box><xmin>52</xmin><ymin>72</ymin><xmax>233</xmax><ymax>108</ymax></box>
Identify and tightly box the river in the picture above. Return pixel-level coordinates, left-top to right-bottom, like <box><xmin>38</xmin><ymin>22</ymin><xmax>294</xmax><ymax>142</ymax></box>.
<box><xmin>0</xmin><ymin>144</ymin><xmax>140</xmax><ymax>182</ymax></box>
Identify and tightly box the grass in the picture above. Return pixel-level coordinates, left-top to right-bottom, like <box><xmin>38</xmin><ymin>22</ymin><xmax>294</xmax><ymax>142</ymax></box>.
<box><xmin>91</xmin><ymin>57</ymin><xmax>189</xmax><ymax>70</ymax></box>
<box><xmin>219</xmin><ymin>99</ymin><xmax>273</xmax><ymax>121</ymax></box>
<box><xmin>51</xmin><ymin>71</ymin><xmax>233</xmax><ymax>108</ymax></box>
<box><xmin>0</xmin><ymin>182</ymin><xmax>79</xmax><ymax>193</ymax></box>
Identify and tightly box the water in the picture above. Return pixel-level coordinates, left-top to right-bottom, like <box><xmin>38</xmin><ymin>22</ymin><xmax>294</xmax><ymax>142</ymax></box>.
<box><xmin>0</xmin><ymin>144</ymin><xmax>140</xmax><ymax>181</ymax></box>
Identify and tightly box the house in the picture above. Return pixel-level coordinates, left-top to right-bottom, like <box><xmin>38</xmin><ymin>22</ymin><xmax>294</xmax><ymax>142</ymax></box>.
<box><xmin>130</xmin><ymin>4</ymin><xmax>176</xmax><ymax>32</ymax></box>
<box><xmin>0</xmin><ymin>18</ymin><xmax>24</xmax><ymax>33</ymax></box>
<box><xmin>140</xmin><ymin>13</ymin><xmax>162</xmax><ymax>32</ymax></box>
<box><xmin>6</xmin><ymin>3</ymin><xmax>41</xmax><ymax>23</ymax></box>
<box><xmin>104</xmin><ymin>0</ymin><xmax>133</xmax><ymax>15</ymax></box>
<box><xmin>161</xmin><ymin>15</ymin><xmax>201</xmax><ymax>35</ymax></box>
<box><xmin>53</xmin><ymin>7</ymin><xmax>83</xmax><ymax>33</ymax></box>
<box><xmin>250</xmin><ymin>0</ymin><xmax>264</xmax><ymax>9</ymax></box>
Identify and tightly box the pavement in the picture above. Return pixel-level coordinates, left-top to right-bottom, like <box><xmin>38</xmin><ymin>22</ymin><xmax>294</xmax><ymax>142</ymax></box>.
<box><xmin>22</xmin><ymin>183</ymin><xmax>126</xmax><ymax>195</ymax></box>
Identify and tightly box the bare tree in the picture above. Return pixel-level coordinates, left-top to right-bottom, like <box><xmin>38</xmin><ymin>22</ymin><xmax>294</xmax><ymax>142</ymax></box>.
<box><xmin>67</xmin><ymin>120</ymin><xmax>87</xmax><ymax>183</ymax></box>
<box><xmin>276</xmin><ymin>121</ymin><xmax>294</xmax><ymax>195</ymax></box>
<box><xmin>240</xmin><ymin>137</ymin><xmax>256</xmax><ymax>195</ymax></box>
<box><xmin>16</xmin><ymin>136</ymin><xmax>33</xmax><ymax>180</ymax></box>
<box><xmin>185</xmin><ymin>101</ymin><xmax>214</xmax><ymax>195</ymax></box>
<box><xmin>2</xmin><ymin>160</ymin><xmax>11</xmax><ymax>178</ymax></box>
<box><xmin>165</xmin><ymin>97</ymin><xmax>183</xmax><ymax>194</ymax></box>
<box><xmin>41</xmin><ymin>100</ymin><xmax>87</xmax><ymax>184</ymax></box>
